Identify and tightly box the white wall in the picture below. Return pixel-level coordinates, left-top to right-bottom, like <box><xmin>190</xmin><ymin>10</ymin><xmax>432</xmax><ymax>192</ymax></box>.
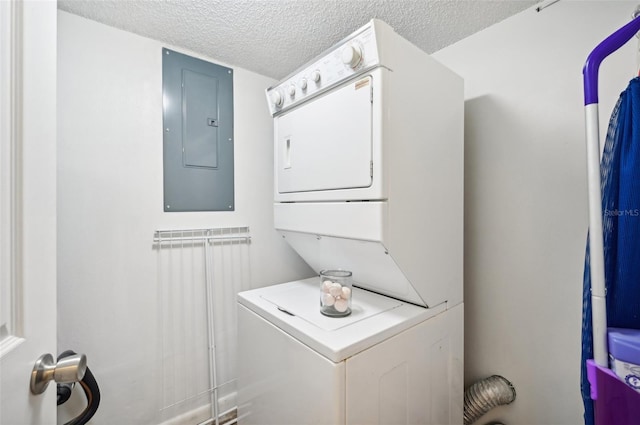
<box><xmin>57</xmin><ymin>11</ymin><xmax>312</xmax><ymax>424</ymax></box>
<box><xmin>433</xmin><ymin>1</ymin><xmax>638</xmax><ymax>424</ymax></box>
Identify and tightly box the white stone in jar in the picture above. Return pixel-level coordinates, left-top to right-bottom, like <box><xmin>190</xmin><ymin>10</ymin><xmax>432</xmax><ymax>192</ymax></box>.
<box><xmin>329</xmin><ymin>283</ymin><xmax>343</xmax><ymax>297</ymax></box>
<box><xmin>322</xmin><ymin>293</ymin><xmax>335</xmax><ymax>306</ymax></box>
<box><xmin>322</xmin><ymin>280</ymin><xmax>333</xmax><ymax>293</ymax></box>
<box><xmin>341</xmin><ymin>286</ymin><xmax>351</xmax><ymax>300</ymax></box>
<box><xmin>334</xmin><ymin>298</ymin><xmax>349</xmax><ymax>313</ymax></box>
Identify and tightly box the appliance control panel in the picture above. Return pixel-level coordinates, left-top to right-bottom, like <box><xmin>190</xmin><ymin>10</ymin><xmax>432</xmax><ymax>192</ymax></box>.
<box><xmin>266</xmin><ymin>23</ymin><xmax>380</xmax><ymax>116</ymax></box>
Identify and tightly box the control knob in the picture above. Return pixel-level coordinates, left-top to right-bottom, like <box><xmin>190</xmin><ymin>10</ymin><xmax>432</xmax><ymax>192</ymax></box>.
<box><xmin>300</xmin><ymin>78</ymin><xmax>308</xmax><ymax>91</ymax></box>
<box><xmin>288</xmin><ymin>84</ymin><xmax>296</xmax><ymax>98</ymax></box>
<box><xmin>311</xmin><ymin>70</ymin><xmax>321</xmax><ymax>83</ymax></box>
<box><xmin>341</xmin><ymin>44</ymin><xmax>362</xmax><ymax>69</ymax></box>
<box><xmin>270</xmin><ymin>90</ymin><xmax>283</xmax><ymax>107</ymax></box>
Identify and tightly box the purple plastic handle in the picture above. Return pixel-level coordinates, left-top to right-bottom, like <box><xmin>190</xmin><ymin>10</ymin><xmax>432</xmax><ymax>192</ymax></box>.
<box><xmin>583</xmin><ymin>15</ymin><xmax>640</xmax><ymax>105</ymax></box>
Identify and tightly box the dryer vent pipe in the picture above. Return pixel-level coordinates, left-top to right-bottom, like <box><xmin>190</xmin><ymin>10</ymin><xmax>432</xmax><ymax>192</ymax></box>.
<box><xmin>463</xmin><ymin>375</ymin><xmax>516</xmax><ymax>425</ymax></box>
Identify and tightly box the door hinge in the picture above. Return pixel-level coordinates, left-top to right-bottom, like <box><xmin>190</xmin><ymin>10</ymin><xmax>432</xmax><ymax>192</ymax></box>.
<box><xmin>370</xmin><ymin>85</ymin><xmax>374</xmax><ymax>103</ymax></box>
<box><xmin>370</xmin><ymin>161</ymin><xmax>373</xmax><ymax>178</ymax></box>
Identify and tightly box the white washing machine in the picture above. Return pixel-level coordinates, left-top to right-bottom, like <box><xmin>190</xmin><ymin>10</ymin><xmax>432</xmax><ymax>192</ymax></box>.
<box><xmin>238</xmin><ymin>19</ymin><xmax>464</xmax><ymax>425</ymax></box>
<box><xmin>238</xmin><ymin>280</ymin><xmax>463</xmax><ymax>425</ymax></box>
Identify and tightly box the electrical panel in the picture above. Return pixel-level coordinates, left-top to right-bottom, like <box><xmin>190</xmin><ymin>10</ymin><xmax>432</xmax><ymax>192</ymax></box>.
<box><xmin>162</xmin><ymin>48</ymin><xmax>234</xmax><ymax>211</ymax></box>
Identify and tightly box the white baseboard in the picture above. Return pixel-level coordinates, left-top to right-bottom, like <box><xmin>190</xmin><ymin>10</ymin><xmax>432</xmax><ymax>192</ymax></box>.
<box><xmin>157</xmin><ymin>392</ymin><xmax>237</xmax><ymax>425</ymax></box>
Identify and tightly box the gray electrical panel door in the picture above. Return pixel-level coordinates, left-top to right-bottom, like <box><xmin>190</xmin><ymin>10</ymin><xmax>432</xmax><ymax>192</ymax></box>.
<box><xmin>163</xmin><ymin>48</ymin><xmax>234</xmax><ymax>211</ymax></box>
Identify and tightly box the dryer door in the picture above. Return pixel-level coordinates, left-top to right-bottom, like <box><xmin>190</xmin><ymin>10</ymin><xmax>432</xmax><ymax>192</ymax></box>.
<box><xmin>275</xmin><ymin>76</ymin><xmax>373</xmax><ymax>194</ymax></box>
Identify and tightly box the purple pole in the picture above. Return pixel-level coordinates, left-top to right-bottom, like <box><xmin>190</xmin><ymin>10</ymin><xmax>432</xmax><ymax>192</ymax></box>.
<box><xmin>584</xmin><ymin>15</ymin><xmax>640</xmax><ymax>105</ymax></box>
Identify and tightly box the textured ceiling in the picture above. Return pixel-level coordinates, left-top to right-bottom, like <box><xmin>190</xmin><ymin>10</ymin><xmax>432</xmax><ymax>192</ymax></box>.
<box><xmin>58</xmin><ymin>0</ymin><xmax>538</xmax><ymax>80</ymax></box>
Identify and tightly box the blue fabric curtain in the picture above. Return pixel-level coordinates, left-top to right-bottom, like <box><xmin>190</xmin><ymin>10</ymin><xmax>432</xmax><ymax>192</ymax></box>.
<box><xmin>581</xmin><ymin>77</ymin><xmax>640</xmax><ymax>425</ymax></box>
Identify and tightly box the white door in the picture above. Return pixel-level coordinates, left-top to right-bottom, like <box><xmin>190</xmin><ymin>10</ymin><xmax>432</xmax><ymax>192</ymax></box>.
<box><xmin>275</xmin><ymin>76</ymin><xmax>374</xmax><ymax>194</ymax></box>
<box><xmin>1</xmin><ymin>1</ymin><xmax>58</xmax><ymax>423</ymax></box>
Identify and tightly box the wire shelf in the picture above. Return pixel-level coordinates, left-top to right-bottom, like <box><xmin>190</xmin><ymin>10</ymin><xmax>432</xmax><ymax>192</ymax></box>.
<box><xmin>154</xmin><ymin>226</ymin><xmax>251</xmax><ymax>425</ymax></box>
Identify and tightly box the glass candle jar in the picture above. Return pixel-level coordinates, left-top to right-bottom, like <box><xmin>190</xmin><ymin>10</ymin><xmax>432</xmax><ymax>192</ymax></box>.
<box><xmin>319</xmin><ymin>270</ymin><xmax>352</xmax><ymax>317</ymax></box>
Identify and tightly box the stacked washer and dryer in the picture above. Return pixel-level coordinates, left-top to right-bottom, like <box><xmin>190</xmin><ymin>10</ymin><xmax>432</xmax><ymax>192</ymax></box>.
<box><xmin>237</xmin><ymin>19</ymin><xmax>463</xmax><ymax>425</ymax></box>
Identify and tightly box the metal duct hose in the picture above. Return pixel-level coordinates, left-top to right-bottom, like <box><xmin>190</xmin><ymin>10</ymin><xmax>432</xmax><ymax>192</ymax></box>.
<box><xmin>463</xmin><ymin>375</ymin><xmax>516</xmax><ymax>425</ymax></box>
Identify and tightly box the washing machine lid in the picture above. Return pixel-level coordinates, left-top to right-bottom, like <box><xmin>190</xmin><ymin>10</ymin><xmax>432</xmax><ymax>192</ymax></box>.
<box><xmin>238</xmin><ymin>278</ymin><xmax>445</xmax><ymax>362</ymax></box>
<box><xmin>261</xmin><ymin>277</ymin><xmax>401</xmax><ymax>332</ymax></box>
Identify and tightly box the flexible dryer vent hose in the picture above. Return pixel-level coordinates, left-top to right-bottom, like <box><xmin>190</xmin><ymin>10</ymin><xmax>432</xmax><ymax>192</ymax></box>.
<box><xmin>57</xmin><ymin>350</ymin><xmax>101</xmax><ymax>425</ymax></box>
<box><xmin>463</xmin><ymin>375</ymin><xmax>516</xmax><ymax>425</ymax></box>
